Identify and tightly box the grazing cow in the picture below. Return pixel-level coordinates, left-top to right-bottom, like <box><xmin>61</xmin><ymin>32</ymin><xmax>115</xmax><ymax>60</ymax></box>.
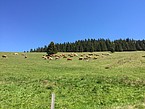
<box><xmin>44</xmin><ymin>57</ymin><xmax>48</xmax><ymax>60</ymax></box>
<box><xmin>63</xmin><ymin>56</ymin><xmax>67</xmax><ymax>58</ymax></box>
<box><xmin>42</xmin><ymin>55</ymin><xmax>48</xmax><ymax>60</ymax></box>
<box><xmin>44</xmin><ymin>56</ymin><xmax>48</xmax><ymax>60</ymax></box>
<box><xmin>79</xmin><ymin>57</ymin><xmax>83</xmax><ymax>60</ymax></box>
<box><xmin>14</xmin><ymin>53</ymin><xmax>18</xmax><ymax>55</ymax></box>
<box><xmin>88</xmin><ymin>56</ymin><xmax>92</xmax><ymax>58</ymax></box>
<box><xmin>2</xmin><ymin>55</ymin><xmax>7</xmax><ymax>58</ymax></box>
<box><xmin>88</xmin><ymin>53</ymin><xmax>93</xmax><ymax>56</ymax></box>
<box><xmin>93</xmin><ymin>57</ymin><xmax>98</xmax><ymax>60</ymax></box>
<box><xmin>55</xmin><ymin>57</ymin><xmax>59</xmax><ymax>60</ymax></box>
<box><xmin>67</xmin><ymin>58</ymin><xmax>72</xmax><ymax>61</ymax></box>
<box><xmin>49</xmin><ymin>57</ymin><xmax>53</xmax><ymax>60</ymax></box>
<box><xmin>74</xmin><ymin>53</ymin><xmax>78</xmax><ymax>57</ymax></box>
<box><xmin>95</xmin><ymin>54</ymin><xmax>99</xmax><ymax>56</ymax></box>
<box><xmin>42</xmin><ymin>55</ymin><xmax>46</xmax><ymax>58</ymax></box>
<box><xmin>83</xmin><ymin>57</ymin><xmax>88</xmax><ymax>60</ymax></box>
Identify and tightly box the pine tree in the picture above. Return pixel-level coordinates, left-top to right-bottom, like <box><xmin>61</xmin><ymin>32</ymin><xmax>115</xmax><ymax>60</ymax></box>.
<box><xmin>105</xmin><ymin>39</ymin><xmax>111</xmax><ymax>51</ymax></box>
<box><xmin>30</xmin><ymin>49</ymin><xmax>33</xmax><ymax>52</ymax></box>
<box><xmin>110</xmin><ymin>42</ymin><xmax>115</xmax><ymax>53</ymax></box>
<box><xmin>46</xmin><ymin>42</ymin><xmax>58</xmax><ymax>55</ymax></box>
<box><xmin>115</xmin><ymin>43</ymin><xmax>123</xmax><ymax>52</ymax></box>
<box><xmin>136</xmin><ymin>41</ymin><xmax>142</xmax><ymax>50</ymax></box>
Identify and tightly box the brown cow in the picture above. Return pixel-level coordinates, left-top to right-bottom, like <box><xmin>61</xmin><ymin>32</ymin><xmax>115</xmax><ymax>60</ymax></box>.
<box><xmin>67</xmin><ymin>58</ymin><xmax>72</xmax><ymax>60</ymax></box>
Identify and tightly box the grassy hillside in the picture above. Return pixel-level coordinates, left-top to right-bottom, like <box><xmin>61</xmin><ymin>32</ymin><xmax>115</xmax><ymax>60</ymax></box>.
<box><xmin>1</xmin><ymin>52</ymin><xmax>145</xmax><ymax>109</ymax></box>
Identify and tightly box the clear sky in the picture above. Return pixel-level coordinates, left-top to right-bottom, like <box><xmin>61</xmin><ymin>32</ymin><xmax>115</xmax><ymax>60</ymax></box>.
<box><xmin>0</xmin><ymin>0</ymin><xmax>145</xmax><ymax>52</ymax></box>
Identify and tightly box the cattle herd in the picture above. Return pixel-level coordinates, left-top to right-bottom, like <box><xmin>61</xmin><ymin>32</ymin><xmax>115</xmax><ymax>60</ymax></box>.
<box><xmin>41</xmin><ymin>53</ymin><xmax>111</xmax><ymax>61</ymax></box>
<box><xmin>1</xmin><ymin>52</ymin><xmax>111</xmax><ymax>61</ymax></box>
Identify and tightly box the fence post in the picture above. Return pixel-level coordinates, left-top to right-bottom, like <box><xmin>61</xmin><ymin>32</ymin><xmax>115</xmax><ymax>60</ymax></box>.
<box><xmin>51</xmin><ymin>93</ymin><xmax>55</xmax><ymax>109</ymax></box>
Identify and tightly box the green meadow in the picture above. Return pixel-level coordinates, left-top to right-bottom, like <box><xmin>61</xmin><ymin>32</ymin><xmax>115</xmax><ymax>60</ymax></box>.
<box><xmin>1</xmin><ymin>52</ymin><xmax>145</xmax><ymax>109</ymax></box>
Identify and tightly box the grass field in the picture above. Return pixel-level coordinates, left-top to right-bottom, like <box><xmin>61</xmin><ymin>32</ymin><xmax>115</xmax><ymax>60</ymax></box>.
<box><xmin>1</xmin><ymin>51</ymin><xmax>145</xmax><ymax>109</ymax></box>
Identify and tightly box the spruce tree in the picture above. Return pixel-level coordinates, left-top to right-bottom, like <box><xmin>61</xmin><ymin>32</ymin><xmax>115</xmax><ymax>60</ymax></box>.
<box><xmin>46</xmin><ymin>42</ymin><xmax>58</xmax><ymax>55</ymax></box>
<box><xmin>115</xmin><ymin>43</ymin><xmax>123</xmax><ymax>52</ymax></box>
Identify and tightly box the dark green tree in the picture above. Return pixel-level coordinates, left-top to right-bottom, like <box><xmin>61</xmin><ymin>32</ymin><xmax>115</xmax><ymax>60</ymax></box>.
<box><xmin>30</xmin><ymin>38</ymin><xmax>145</xmax><ymax>52</ymax></box>
<box><xmin>30</xmin><ymin>49</ymin><xmax>33</xmax><ymax>52</ymax></box>
<box><xmin>136</xmin><ymin>41</ymin><xmax>142</xmax><ymax>50</ymax></box>
<box><xmin>115</xmin><ymin>43</ymin><xmax>123</xmax><ymax>52</ymax></box>
<box><xmin>110</xmin><ymin>42</ymin><xmax>115</xmax><ymax>53</ymax></box>
<box><xmin>43</xmin><ymin>45</ymin><xmax>48</xmax><ymax>52</ymax></box>
<box><xmin>46</xmin><ymin>42</ymin><xmax>58</xmax><ymax>55</ymax></box>
<box><xmin>105</xmin><ymin>39</ymin><xmax>112</xmax><ymax>51</ymax></box>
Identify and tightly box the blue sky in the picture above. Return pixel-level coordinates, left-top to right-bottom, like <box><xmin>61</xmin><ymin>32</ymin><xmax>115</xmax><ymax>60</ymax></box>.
<box><xmin>0</xmin><ymin>0</ymin><xmax>145</xmax><ymax>52</ymax></box>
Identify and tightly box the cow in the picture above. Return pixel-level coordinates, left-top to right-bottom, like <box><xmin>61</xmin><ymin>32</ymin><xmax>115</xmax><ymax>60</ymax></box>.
<box><xmin>2</xmin><ymin>55</ymin><xmax>7</xmax><ymax>58</ymax></box>
<box><xmin>93</xmin><ymin>57</ymin><xmax>98</xmax><ymax>60</ymax></box>
<box><xmin>79</xmin><ymin>57</ymin><xmax>83</xmax><ymax>60</ymax></box>
<box><xmin>14</xmin><ymin>53</ymin><xmax>18</xmax><ymax>55</ymax></box>
<box><xmin>67</xmin><ymin>58</ymin><xmax>72</xmax><ymax>61</ymax></box>
<box><xmin>55</xmin><ymin>57</ymin><xmax>59</xmax><ymax>60</ymax></box>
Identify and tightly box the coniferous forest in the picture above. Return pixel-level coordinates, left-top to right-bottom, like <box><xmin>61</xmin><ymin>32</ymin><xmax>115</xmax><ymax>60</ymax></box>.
<box><xmin>30</xmin><ymin>38</ymin><xmax>145</xmax><ymax>52</ymax></box>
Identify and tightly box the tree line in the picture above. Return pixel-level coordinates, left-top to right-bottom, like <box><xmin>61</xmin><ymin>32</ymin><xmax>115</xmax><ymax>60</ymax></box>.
<box><xmin>30</xmin><ymin>38</ymin><xmax>145</xmax><ymax>53</ymax></box>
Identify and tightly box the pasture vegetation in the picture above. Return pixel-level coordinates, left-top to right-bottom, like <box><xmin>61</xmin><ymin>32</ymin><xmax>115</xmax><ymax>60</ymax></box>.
<box><xmin>1</xmin><ymin>51</ymin><xmax>145</xmax><ymax>109</ymax></box>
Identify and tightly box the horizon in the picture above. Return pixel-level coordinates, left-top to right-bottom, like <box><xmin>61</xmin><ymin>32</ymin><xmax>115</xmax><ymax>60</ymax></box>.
<box><xmin>1</xmin><ymin>0</ymin><xmax>145</xmax><ymax>52</ymax></box>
